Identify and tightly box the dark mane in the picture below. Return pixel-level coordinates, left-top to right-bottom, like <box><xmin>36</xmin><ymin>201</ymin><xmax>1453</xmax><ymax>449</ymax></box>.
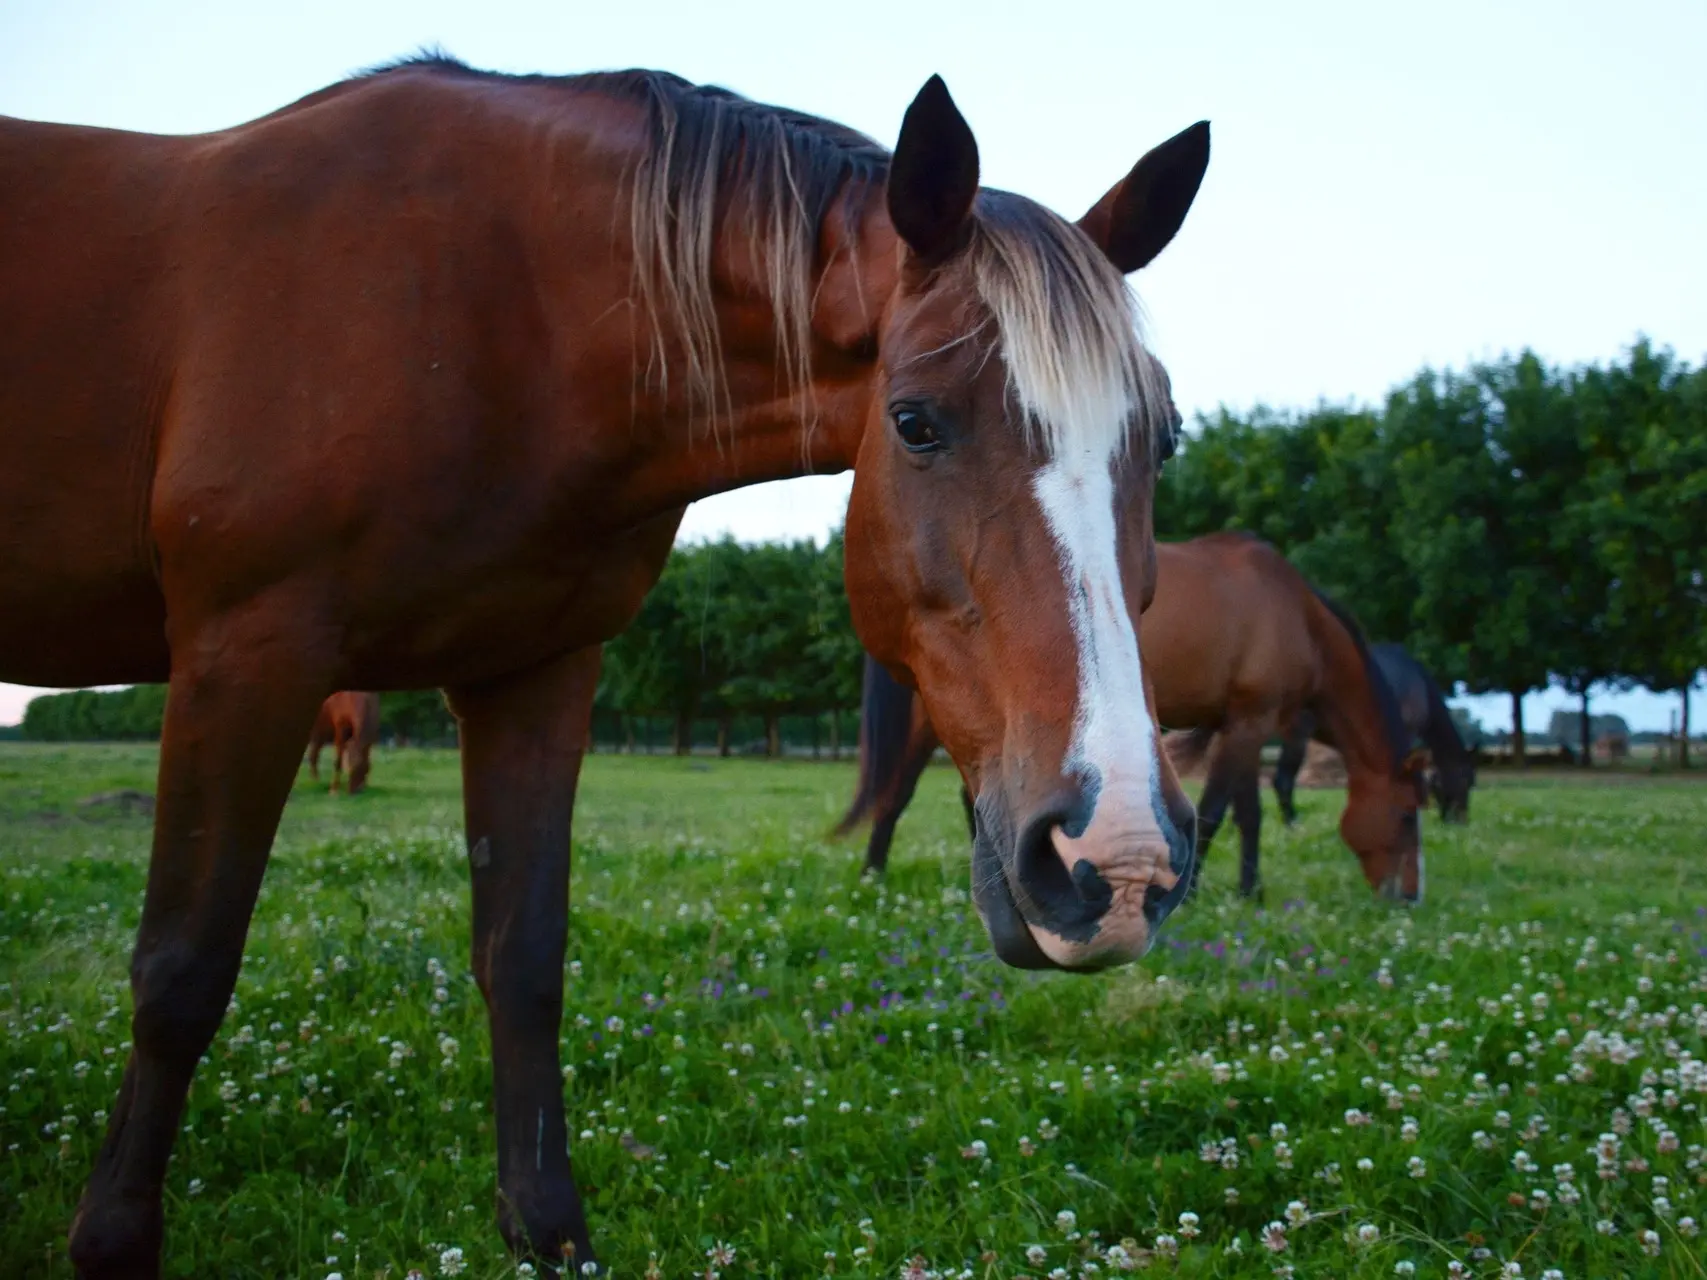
<box><xmin>1310</xmin><ymin>587</ymin><xmax>1412</xmax><ymax>776</ymax></box>
<box><xmin>356</xmin><ymin>50</ymin><xmax>890</xmax><ymax>178</ymax></box>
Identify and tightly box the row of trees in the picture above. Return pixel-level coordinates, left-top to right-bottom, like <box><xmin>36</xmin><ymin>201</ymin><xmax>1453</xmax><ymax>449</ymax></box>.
<box><xmin>595</xmin><ymin>534</ymin><xmax>862</xmax><ymax>754</ymax></box>
<box><xmin>18</xmin><ymin>341</ymin><xmax>1701</xmax><ymax>765</ymax></box>
<box><xmin>1155</xmin><ymin>340</ymin><xmax>1705</xmax><ymax>763</ymax></box>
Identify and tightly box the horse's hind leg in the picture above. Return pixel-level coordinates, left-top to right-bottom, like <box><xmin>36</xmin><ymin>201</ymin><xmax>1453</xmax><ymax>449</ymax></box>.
<box><xmin>330</xmin><ymin>726</ymin><xmax>349</xmax><ymax>795</ymax></box>
<box><xmin>862</xmin><ymin>727</ymin><xmax>937</xmax><ymax>876</ymax></box>
<box><xmin>69</xmin><ymin>601</ymin><xmax>330</xmax><ymax>1278</ymax></box>
<box><xmin>1232</xmin><ymin>760</ymin><xmax>1264</xmax><ymax>901</ymax></box>
<box><xmin>447</xmin><ymin>647</ymin><xmax>600</xmax><ymax>1272</ymax></box>
<box><xmin>348</xmin><ymin>742</ymin><xmax>371</xmax><ymax>795</ymax></box>
<box><xmin>1273</xmin><ymin>713</ymin><xmax>1310</xmax><ymax>826</ymax></box>
<box><xmin>1188</xmin><ymin>760</ymin><xmax>1233</xmax><ymax>895</ymax></box>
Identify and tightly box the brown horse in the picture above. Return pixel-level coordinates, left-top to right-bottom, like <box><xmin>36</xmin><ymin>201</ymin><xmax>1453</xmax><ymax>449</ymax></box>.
<box><xmin>306</xmin><ymin>691</ymin><xmax>382</xmax><ymax>794</ymax></box>
<box><xmin>842</xmin><ymin>532</ymin><xmax>1424</xmax><ymax>901</ymax></box>
<box><xmin>0</xmin><ymin>55</ymin><xmax>1208</xmax><ymax>1275</ymax></box>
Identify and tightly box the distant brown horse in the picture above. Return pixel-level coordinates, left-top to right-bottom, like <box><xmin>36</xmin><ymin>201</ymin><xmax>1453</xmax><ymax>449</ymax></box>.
<box><xmin>842</xmin><ymin>532</ymin><xmax>1424</xmax><ymax>901</ymax></box>
<box><xmin>306</xmin><ymin>692</ymin><xmax>382</xmax><ymax>795</ymax></box>
<box><xmin>1</xmin><ymin>55</ymin><xmax>1208</xmax><ymax>1275</ymax></box>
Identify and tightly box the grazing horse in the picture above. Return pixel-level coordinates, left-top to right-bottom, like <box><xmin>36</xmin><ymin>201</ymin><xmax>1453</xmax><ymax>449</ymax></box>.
<box><xmin>1273</xmin><ymin>642</ymin><xmax>1475</xmax><ymax>824</ymax></box>
<box><xmin>0</xmin><ymin>55</ymin><xmax>1209</xmax><ymax>1275</ymax></box>
<box><xmin>306</xmin><ymin>691</ymin><xmax>382</xmax><ymax>795</ymax></box>
<box><xmin>841</xmin><ymin>532</ymin><xmax>1424</xmax><ymax>901</ymax></box>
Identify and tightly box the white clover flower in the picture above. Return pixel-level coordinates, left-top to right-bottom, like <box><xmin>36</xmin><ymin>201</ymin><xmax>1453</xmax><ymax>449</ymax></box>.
<box><xmin>1026</xmin><ymin>1244</ymin><xmax>1048</xmax><ymax>1265</ymax></box>
<box><xmin>438</xmin><ymin>1247</ymin><xmax>466</xmax><ymax>1278</ymax></box>
<box><xmin>1357</xmin><ymin>1223</ymin><xmax>1380</xmax><ymax>1244</ymax></box>
<box><xmin>1640</xmin><ymin>1229</ymin><xmax>1661</xmax><ymax>1257</ymax></box>
<box><xmin>1394</xmin><ymin>1264</ymin><xmax>1415</xmax><ymax>1277</ymax></box>
<box><xmin>1177</xmin><ymin>1212</ymin><xmax>1200</xmax><ymax>1239</ymax></box>
<box><xmin>1261</xmin><ymin>1222</ymin><xmax>1288</xmax><ymax>1253</ymax></box>
<box><xmin>1357</xmin><ymin>1157</ymin><xmax>1375</xmax><ymax>1172</ymax></box>
<box><xmin>1056</xmin><ymin>1210</ymin><xmax>1077</xmax><ymax>1233</ymax></box>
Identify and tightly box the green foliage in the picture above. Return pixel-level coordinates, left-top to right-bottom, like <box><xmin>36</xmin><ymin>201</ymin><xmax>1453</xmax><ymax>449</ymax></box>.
<box><xmin>20</xmin><ymin>685</ymin><xmax>167</xmax><ymax>741</ymax></box>
<box><xmin>378</xmin><ymin>691</ymin><xmax>458</xmax><ymax>745</ymax></box>
<box><xmin>1159</xmin><ymin>340</ymin><xmax>1705</xmax><ymax>737</ymax></box>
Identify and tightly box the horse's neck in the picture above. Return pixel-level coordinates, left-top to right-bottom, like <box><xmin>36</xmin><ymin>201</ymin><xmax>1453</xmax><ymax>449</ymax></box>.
<box><xmin>599</xmin><ymin>177</ymin><xmax>889</xmax><ymax>518</ymax></box>
<box><xmin>1310</xmin><ymin>606</ymin><xmax>1392</xmax><ymax>786</ymax></box>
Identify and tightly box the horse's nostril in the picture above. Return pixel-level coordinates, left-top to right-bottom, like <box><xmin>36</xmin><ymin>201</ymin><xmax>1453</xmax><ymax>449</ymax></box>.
<box><xmin>1070</xmin><ymin>857</ymin><xmax>1114</xmax><ymax>914</ymax></box>
<box><xmin>1142</xmin><ymin>881</ymin><xmax>1172</xmax><ymax>924</ymax></box>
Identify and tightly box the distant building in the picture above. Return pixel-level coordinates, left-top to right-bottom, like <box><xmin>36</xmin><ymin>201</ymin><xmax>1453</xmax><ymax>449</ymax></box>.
<box><xmin>1547</xmin><ymin>710</ymin><xmax>1630</xmax><ymax>745</ymax></box>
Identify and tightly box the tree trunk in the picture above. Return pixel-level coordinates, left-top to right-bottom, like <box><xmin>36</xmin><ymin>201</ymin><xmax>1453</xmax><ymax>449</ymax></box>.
<box><xmin>811</xmin><ymin>714</ymin><xmax>821</xmax><ymax>759</ymax></box>
<box><xmin>1683</xmin><ymin>688</ymin><xmax>1692</xmax><ymax>769</ymax></box>
<box><xmin>765</xmin><ymin>713</ymin><xmax>781</xmax><ymax>759</ymax></box>
<box><xmin>674</xmin><ymin>711</ymin><xmax>692</xmax><ymax>756</ymax></box>
<box><xmin>829</xmin><ymin>711</ymin><xmax>842</xmax><ymax>761</ymax></box>
<box><xmin>623</xmin><ymin>717</ymin><xmax>636</xmax><ymax>755</ymax></box>
<box><xmin>1511</xmin><ymin>692</ymin><xmax>1526</xmax><ymax>767</ymax></box>
<box><xmin>717</xmin><ymin>714</ymin><xmax>731</xmax><ymax>758</ymax></box>
<box><xmin>1579</xmin><ymin>689</ymin><xmax>1592</xmax><ymax>768</ymax></box>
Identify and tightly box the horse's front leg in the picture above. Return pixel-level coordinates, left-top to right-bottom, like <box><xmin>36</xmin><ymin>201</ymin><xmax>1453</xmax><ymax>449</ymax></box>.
<box><xmin>448</xmin><ymin>647</ymin><xmax>601</xmax><ymax>1275</ymax></box>
<box><xmin>70</xmin><ymin>592</ymin><xmax>333</xmax><ymax>1278</ymax></box>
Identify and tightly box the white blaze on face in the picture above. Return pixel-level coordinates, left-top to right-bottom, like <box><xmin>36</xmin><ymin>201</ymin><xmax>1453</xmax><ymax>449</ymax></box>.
<box><xmin>1030</xmin><ymin>446</ymin><xmax>1176</xmax><ymax>962</ymax></box>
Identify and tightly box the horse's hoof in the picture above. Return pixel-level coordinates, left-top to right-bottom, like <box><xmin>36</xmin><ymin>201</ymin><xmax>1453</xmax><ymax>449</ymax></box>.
<box><xmin>497</xmin><ymin>1175</ymin><xmax>596</xmax><ymax>1278</ymax></box>
<box><xmin>69</xmin><ymin>1191</ymin><xmax>163</xmax><ymax>1280</ymax></box>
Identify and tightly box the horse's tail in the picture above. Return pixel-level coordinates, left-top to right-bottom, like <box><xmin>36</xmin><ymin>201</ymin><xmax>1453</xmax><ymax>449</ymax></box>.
<box><xmin>833</xmin><ymin>654</ymin><xmax>918</xmax><ymax>836</ymax></box>
<box><xmin>1165</xmin><ymin>724</ymin><xmax>1220</xmax><ymax>776</ymax></box>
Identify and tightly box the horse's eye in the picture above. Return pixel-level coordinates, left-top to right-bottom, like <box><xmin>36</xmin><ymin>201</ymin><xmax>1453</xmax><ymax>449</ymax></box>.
<box><xmin>892</xmin><ymin>408</ymin><xmax>940</xmax><ymax>453</ymax></box>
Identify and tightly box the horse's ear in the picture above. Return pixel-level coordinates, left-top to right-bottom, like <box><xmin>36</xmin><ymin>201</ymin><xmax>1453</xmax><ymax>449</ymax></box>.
<box><xmin>888</xmin><ymin>76</ymin><xmax>980</xmax><ymax>265</ymax></box>
<box><xmin>1077</xmin><ymin>120</ymin><xmax>1210</xmax><ymax>274</ymax></box>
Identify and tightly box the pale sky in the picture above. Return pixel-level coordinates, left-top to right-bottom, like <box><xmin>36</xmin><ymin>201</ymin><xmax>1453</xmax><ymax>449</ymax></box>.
<box><xmin>2</xmin><ymin>0</ymin><xmax>1703</xmax><ymax>730</ymax></box>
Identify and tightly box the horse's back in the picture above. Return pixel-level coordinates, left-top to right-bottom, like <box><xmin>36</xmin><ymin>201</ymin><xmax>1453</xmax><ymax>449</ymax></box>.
<box><xmin>1146</xmin><ymin>533</ymin><xmax>1319</xmax><ymax>723</ymax></box>
<box><xmin>1370</xmin><ymin>643</ymin><xmax>1432</xmax><ymax>739</ymax></box>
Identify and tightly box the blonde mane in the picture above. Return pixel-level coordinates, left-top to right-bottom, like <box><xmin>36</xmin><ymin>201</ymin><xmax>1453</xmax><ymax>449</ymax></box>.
<box><xmin>609</xmin><ymin>69</ymin><xmax>1165</xmax><ymax>453</ymax></box>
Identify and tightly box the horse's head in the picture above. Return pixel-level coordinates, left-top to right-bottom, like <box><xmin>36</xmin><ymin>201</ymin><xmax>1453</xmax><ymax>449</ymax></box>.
<box><xmin>1341</xmin><ymin>748</ymin><xmax>1427</xmax><ymax>904</ymax></box>
<box><xmin>1431</xmin><ymin>756</ymin><xmax>1475</xmax><ymax>823</ymax></box>
<box><xmin>843</xmin><ymin>78</ymin><xmax>1208</xmax><ymax>971</ymax></box>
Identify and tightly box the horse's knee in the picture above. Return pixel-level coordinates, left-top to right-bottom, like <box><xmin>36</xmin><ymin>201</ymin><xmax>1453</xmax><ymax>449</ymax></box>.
<box><xmin>129</xmin><ymin>943</ymin><xmax>232</xmax><ymax>1060</ymax></box>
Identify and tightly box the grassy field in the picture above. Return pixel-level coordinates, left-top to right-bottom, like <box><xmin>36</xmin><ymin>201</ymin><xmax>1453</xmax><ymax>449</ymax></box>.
<box><xmin>2</xmin><ymin>745</ymin><xmax>1706</xmax><ymax>1279</ymax></box>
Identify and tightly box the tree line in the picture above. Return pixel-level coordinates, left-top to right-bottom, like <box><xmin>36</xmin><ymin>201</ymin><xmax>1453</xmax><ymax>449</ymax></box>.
<box><xmin>1155</xmin><ymin>339</ymin><xmax>1705</xmax><ymax>764</ymax></box>
<box><xmin>17</xmin><ymin>340</ymin><xmax>1702</xmax><ymax>765</ymax></box>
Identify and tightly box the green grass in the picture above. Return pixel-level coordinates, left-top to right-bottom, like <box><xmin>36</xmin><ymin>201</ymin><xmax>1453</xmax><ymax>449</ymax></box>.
<box><xmin>3</xmin><ymin>744</ymin><xmax>1707</xmax><ymax>1279</ymax></box>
